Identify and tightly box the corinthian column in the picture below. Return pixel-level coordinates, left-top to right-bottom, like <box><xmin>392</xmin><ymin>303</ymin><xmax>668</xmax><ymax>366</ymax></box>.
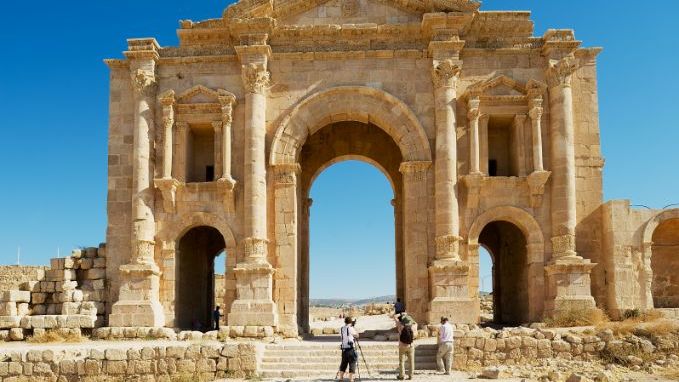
<box><xmin>110</xmin><ymin>38</ymin><xmax>165</xmax><ymax>328</ymax></box>
<box><xmin>158</xmin><ymin>91</ymin><xmax>175</xmax><ymax>179</ymax></box>
<box><xmin>241</xmin><ymin>62</ymin><xmax>270</xmax><ymax>264</ymax></box>
<box><xmin>431</xmin><ymin>59</ymin><xmax>462</xmax><ymax>261</ymax></box>
<box><xmin>546</xmin><ymin>55</ymin><xmax>579</xmax><ymax>259</ymax></box>
<box><xmin>228</xmin><ymin>43</ymin><xmax>278</xmax><ymax>329</ymax></box>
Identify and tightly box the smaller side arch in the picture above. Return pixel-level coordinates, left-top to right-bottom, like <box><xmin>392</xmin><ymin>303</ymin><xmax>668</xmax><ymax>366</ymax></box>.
<box><xmin>467</xmin><ymin>206</ymin><xmax>545</xmax><ymax>322</ymax></box>
<box><xmin>641</xmin><ymin>208</ymin><xmax>679</xmax><ymax>246</ymax></box>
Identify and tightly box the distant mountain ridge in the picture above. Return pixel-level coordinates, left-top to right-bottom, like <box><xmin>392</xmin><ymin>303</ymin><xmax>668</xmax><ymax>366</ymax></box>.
<box><xmin>310</xmin><ymin>294</ymin><xmax>396</xmax><ymax>307</ymax></box>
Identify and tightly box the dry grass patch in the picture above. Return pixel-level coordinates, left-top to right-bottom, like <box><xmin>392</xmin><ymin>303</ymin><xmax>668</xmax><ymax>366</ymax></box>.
<box><xmin>545</xmin><ymin>307</ymin><xmax>609</xmax><ymax>328</ymax></box>
<box><xmin>662</xmin><ymin>367</ymin><xmax>679</xmax><ymax>380</ymax></box>
<box><xmin>27</xmin><ymin>330</ymin><xmax>83</xmax><ymax>343</ymax></box>
<box><xmin>597</xmin><ymin>310</ymin><xmax>679</xmax><ymax>337</ymax></box>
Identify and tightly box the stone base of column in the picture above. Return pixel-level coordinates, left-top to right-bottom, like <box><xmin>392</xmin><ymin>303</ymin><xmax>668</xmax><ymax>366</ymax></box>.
<box><xmin>109</xmin><ymin>263</ymin><xmax>165</xmax><ymax>327</ymax></box>
<box><xmin>544</xmin><ymin>259</ymin><xmax>597</xmax><ymax>317</ymax></box>
<box><xmin>427</xmin><ymin>259</ymin><xmax>479</xmax><ymax>324</ymax></box>
<box><xmin>228</xmin><ymin>264</ymin><xmax>279</xmax><ymax>327</ymax></box>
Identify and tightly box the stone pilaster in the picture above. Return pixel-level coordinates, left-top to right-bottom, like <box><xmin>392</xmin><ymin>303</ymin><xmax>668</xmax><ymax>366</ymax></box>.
<box><xmin>272</xmin><ymin>163</ymin><xmax>301</xmax><ymax>337</ymax></box>
<box><xmin>400</xmin><ymin>161</ymin><xmax>432</xmax><ymax>324</ymax></box>
<box><xmin>228</xmin><ymin>42</ymin><xmax>278</xmax><ymax>328</ymax></box>
<box><xmin>110</xmin><ymin>38</ymin><xmax>165</xmax><ymax>327</ymax></box>
<box><xmin>158</xmin><ymin>90</ymin><xmax>175</xmax><ymax>179</ymax></box>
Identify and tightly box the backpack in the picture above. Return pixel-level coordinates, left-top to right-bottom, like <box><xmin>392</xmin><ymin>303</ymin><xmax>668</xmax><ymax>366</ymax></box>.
<box><xmin>399</xmin><ymin>325</ymin><xmax>414</xmax><ymax>345</ymax></box>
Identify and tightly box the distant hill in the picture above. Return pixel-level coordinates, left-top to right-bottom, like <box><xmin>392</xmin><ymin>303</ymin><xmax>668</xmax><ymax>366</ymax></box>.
<box><xmin>310</xmin><ymin>295</ymin><xmax>396</xmax><ymax>307</ymax></box>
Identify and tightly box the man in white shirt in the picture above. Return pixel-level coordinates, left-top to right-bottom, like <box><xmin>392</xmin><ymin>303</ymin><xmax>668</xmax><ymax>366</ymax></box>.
<box><xmin>436</xmin><ymin>316</ymin><xmax>454</xmax><ymax>374</ymax></box>
<box><xmin>337</xmin><ymin>316</ymin><xmax>360</xmax><ymax>382</ymax></box>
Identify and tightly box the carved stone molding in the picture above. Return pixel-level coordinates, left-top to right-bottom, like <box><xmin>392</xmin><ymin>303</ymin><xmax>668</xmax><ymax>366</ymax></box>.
<box><xmin>527</xmin><ymin>170</ymin><xmax>551</xmax><ymax>208</ymax></box>
<box><xmin>272</xmin><ymin>163</ymin><xmax>301</xmax><ymax>186</ymax></box>
<box><xmin>154</xmin><ymin>178</ymin><xmax>181</xmax><ymax>213</ymax></box>
<box><xmin>461</xmin><ymin>173</ymin><xmax>484</xmax><ymax>209</ymax></box>
<box><xmin>432</xmin><ymin>59</ymin><xmax>462</xmax><ymax>89</ymax></box>
<box><xmin>131</xmin><ymin>240</ymin><xmax>157</xmax><ymax>268</ymax></box>
<box><xmin>131</xmin><ymin>69</ymin><xmax>156</xmax><ymax>96</ymax></box>
<box><xmin>546</xmin><ymin>55</ymin><xmax>579</xmax><ymax>88</ymax></box>
<box><xmin>241</xmin><ymin>63</ymin><xmax>270</xmax><ymax>94</ymax></box>
<box><xmin>399</xmin><ymin>161</ymin><xmax>432</xmax><ymax>181</ymax></box>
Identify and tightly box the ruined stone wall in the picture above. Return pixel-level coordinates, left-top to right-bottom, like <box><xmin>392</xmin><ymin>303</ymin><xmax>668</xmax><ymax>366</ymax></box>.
<box><xmin>0</xmin><ymin>342</ymin><xmax>259</xmax><ymax>381</ymax></box>
<box><xmin>601</xmin><ymin>200</ymin><xmax>657</xmax><ymax>318</ymax></box>
<box><xmin>0</xmin><ymin>266</ymin><xmax>47</xmax><ymax>292</ymax></box>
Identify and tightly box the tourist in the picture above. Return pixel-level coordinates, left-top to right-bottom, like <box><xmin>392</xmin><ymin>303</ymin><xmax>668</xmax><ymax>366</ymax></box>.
<box><xmin>394</xmin><ymin>298</ymin><xmax>405</xmax><ymax>315</ymax></box>
<box><xmin>213</xmin><ymin>306</ymin><xmax>221</xmax><ymax>331</ymax></box>
<box><xmin>436</xmin><ymin>316</ymin><xmax>454</xmax><ymax>374</ymax></box>
<box><xmin>395</xmin><ymin>313</ymin><xmax>415</xmax><ymax>380</ymax></box>
<box><xmin>337</xmin><ymin>316</ymin><xmax>359</xmax><ymax>382</ymax></box>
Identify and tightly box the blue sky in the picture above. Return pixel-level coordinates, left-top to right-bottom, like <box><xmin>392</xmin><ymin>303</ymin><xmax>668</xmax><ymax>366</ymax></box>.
<box><xmin>0</xmin><ymin>1</ymin><xmax>677</xmax><ymax>299</ymax></box>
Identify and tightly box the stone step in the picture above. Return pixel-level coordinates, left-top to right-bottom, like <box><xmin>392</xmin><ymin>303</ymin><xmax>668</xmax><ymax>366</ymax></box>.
<box><xmin>260</xmin><ymin>367</ymin><xmax>436</xmax><ymax>379</ymax></box>
<box><xmin>261</xmin><ymin>362</ymin><xmax>437</xmax><ymax>370</ymax></box>
<box><xmin>261</xmin><ymin>356</ymin><xmax>434</xmax><ymax>363</ymax></box>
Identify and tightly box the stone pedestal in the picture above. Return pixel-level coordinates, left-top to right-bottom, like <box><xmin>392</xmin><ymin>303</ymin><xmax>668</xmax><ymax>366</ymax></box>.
<box><xmin>544</xmin><ymin>259</ymin><xmax>597</xmax><ymax>316</ymax></box>
<box><xmin>228</xmin><ymin>264</ymin><xmax>278</xmax><ymax>327</ymax></box>
<box><xmin>427</xmin><ymin>260</ymin><xmax>478</xmax><ymax>324</ymax></box>
<box><xmin>109</xmin><ymin>263</ymin><xmax>165</xmax><ymax>327</ymax></box>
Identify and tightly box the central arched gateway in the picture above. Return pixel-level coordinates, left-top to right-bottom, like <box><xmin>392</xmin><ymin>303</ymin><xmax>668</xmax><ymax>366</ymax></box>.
<box><xmin>270</xmin><ymin>87</ymin><xmax>432</xmax><ymax>334</ymax></box>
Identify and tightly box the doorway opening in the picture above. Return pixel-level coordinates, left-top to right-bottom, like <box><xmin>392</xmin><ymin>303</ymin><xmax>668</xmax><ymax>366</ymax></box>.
<box><xmin>651</xmin><ymin>218</ymin><xmax>679</xmax><ymax>308</ymax></box>
<box><xmin>176</xmin><ymin>226</ymin><xmax>226</xmax><ymax>330</ymax></box>
<box><xmin>478</xmin><ymin>221</ymin><xmax>528</xmax><ymax>324</ymax></box>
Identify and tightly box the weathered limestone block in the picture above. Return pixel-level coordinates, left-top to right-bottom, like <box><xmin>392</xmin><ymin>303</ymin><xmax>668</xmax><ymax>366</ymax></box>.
<box><xmin>0</xmin><ymin>291</ymin><xmax>30</xmax><ymax>303</ymax></box>
<box><xmin>0</xmin><ymin>316</ymin><xmax>21</xmax><ymax>328</ymax></box>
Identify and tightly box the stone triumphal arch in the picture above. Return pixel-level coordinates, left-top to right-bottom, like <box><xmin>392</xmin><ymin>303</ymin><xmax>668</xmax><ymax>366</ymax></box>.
<box><xmin>100</xmin><ymin>0</ymin><xmax>679</xmax><ymax>335</ymax></box>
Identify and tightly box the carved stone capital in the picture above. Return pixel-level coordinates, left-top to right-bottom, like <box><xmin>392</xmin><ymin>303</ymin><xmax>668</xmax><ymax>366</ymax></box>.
<box><xmin>546</xmin><ymin>55</ymin><xmax>578</xmax><ymax>88</ymax></box>
<box><xmin>211</xmin><ymin>121</ymin><xmax>223</xmax><ymax>131</ymax></box>
<box><xmin>131</xmin><ymin>69</ymin><xmax>157</xmax><ymax>96</ymax></box>
<box><xmin>551</xmin><ymin>233</ymin><xmax>577</xmax><ymax>258</ymax></box>
<box><xmin>158</xmin><ymin>90</ymin><xmax>176</xmax><ymax>107</ymax></box>
<box><xmin>467</xmin><ymin>97</ymin><xmax>480</xmax><ymax>121</ymax></box>
<box><xmin>399</xmin><ymin>161</ymin><xmax>432</xmax><ymax>181</ymax></box>
<box><xmin>432</xmin><ymin>59</ymin><xmax>462</xmax><ymax>89</ymax></box>
<box><xmin>527</xmin><ymin>170</ymin><xmax>551</xmax><ymax>208</ymax></box>
<box><xmin>529</xmin><ymin>105</ymin><xmax>543</xmax><ymax>121</ymax></box>
<box><xmin>526</xmin><ymin>79</ymin><xmax>547</xmax><ymax>100</ymax></box>
<box><xmin>154</xmin><ymin>178</ymin><xmax>181</xmax><ymax>213</ymax></box>
<box><xmin>241</xmin><ymin>63</ymin><xmax>270</xmax><ymax>94</ymax></box>
<box><xmin>272</xmin><ymin>163</ymin><xmax>301</xmax><ymax>186</ymax></box>
<box><xmin>435</xmin><ymin>235</ymin><xmax>462</xmax><ymax>260</ymax></box>
<box><xmin>217</xmin><ymin>90</ymin><xmax>237</xmax><ymax>125</ymax></box>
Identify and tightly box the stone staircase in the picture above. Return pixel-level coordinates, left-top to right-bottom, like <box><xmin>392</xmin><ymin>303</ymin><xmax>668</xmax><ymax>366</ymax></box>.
<box><xmin>260</xmin><ymin>341</ymin><xmax>438</xmax><ymax>379</ymax></box>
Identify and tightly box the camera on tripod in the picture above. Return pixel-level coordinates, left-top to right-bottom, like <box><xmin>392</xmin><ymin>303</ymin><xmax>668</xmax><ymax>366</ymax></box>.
<box><xmin>351</xmin><ymin>318</ymin><xmax>357</xmax><ymax>326</ymax></box>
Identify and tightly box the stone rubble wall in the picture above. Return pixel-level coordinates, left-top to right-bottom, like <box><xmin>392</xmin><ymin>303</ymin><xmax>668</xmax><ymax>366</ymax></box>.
<box><xmin>0</xmin><ymin>246</ymin><xmax>107</xmax><ymax>341</ymax></box>
<box><xmin>426</xmin><ymin>325</ymin><xmax>679</xmax><ymax>369</ymax></box>
<box><xmin>0</xmin><ymin>267</ymin><xmax>47</xmax><ymax>293</ymax></box>
<box><xmin>0</xmin><ymin>341</ymin><xmax>260</xmax><ymax>381</ymax></box>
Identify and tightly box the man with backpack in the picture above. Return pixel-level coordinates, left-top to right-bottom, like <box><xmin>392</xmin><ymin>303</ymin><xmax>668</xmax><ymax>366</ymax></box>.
<box><xmin>395</xmin><ymin>313</ymin><xmax>416</xmax><ymax>380</ymax></box>
<box><xmin>337</xmin><ymin>316</ymin><xmax>360</xmax><ymax>382</ymax></box>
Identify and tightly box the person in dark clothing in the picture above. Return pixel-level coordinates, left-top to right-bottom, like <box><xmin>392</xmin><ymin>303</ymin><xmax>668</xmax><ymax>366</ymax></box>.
<box><xmin>394</xmin><ymin>298</ymin><xmax>405</xmax><ymax>315</ymax></box>
<box><xmin>337</xmin><ymin>316</ymin><xmax>359</xmax><ymax>382</ymax></box>
<box><xmin>213</xmin><ymin>306</ymin><xmax>221</xmax><ymax>331</ymax></box>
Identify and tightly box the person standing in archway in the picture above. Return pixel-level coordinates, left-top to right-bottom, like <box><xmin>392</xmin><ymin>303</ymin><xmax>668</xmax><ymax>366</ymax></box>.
<box><xmin>436</xmin><ymin>316</ymin><xmax>454</xmax><ymax>375</ymax></box>
<box><xmin>213</xmin><ymin>306</ymin><xmax>221</xmax><ymax>331</ymax></box>
<box><xmin>394</xmin><ymin>298</ymin><xmax>405</xmax><ymax>316</ymax></box>
<box><xmin>337</xmin><ymin>316</ymin><xmax>359</xmax><ymax>382</ymax></box>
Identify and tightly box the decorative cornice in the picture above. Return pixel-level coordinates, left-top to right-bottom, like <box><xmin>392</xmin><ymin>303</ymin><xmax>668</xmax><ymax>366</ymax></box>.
<box><xmin>241</xmin><ymin>62</ymin><xmax>271</xmax><ymax>94</ymax></box>
<box><xmin>431</xmin><ymin>59</ymin><xmax>462</xmax><ymax>89</ymax></box>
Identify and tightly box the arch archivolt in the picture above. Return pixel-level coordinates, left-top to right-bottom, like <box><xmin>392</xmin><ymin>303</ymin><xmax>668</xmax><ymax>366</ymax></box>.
<box><xmin>157</xmin><ymin>211</ymin><xmax>237</xmax><ymax>252</ymax></box>
<box><xmin>641</xmin><ymin>208</ymin><xmax>679</xmax><ymax>246</ymax></box>
<box><xmin>269</xmin><ymin>86</ymin><xmax>432</xmax><ymax>166</ymax></box>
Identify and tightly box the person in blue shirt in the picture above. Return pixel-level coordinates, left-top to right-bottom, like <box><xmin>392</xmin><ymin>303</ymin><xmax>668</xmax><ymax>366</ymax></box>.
<box><xmin>394</xmin><ymin>298</ymin><xmax>405</xmax><ymax>315</ymax></box>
